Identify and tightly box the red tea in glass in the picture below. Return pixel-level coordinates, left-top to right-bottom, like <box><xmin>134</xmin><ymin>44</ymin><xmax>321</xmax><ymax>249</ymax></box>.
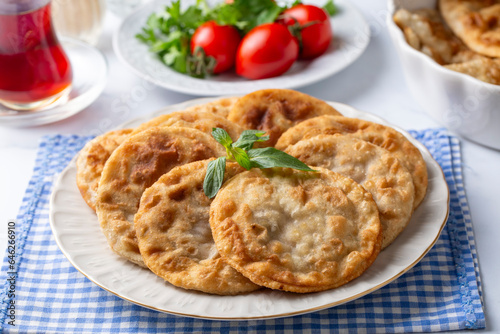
<box><xmin>0</xmin><ymin>0</ymin><xmax>72</xmax><ymax>110</ymax></box>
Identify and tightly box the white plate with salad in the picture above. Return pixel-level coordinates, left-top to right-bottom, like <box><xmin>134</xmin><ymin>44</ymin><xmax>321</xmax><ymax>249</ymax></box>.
<box><xmin>113</xmin><ymin>0</ymin><xmax>370</xmax><ymax>96</ymax></box>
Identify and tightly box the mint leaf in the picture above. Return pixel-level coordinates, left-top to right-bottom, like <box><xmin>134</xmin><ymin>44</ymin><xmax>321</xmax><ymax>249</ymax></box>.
<box><xmin>247</xmin><ymin>147</ymin><xmax>316</xmax><ymax>171</ymax></box>
<box><xmin>203</xmin><ymin>157</ymin><xmax>226</xmax><ymax>198</ymax></box>
<box><xmin>233</xmin><ymin>130</ymin><xmax>270</xmax><ymax>150</ymax></box>
<box><xmin>230</xmin><ymin>147</ymin><xmax>252</xmax><ymax>170</ymax></box>
<box><xmin>204</xmin><ymin>128</ymin><xmax>316</xmax><ymax>198</ymax></box>
<box><xmin>323</xmin><ymin>0</ymin><xmax>337</xmax><ymax>16</ymax></box>
<box><xmin>211</xmin><ymin>128</ymin><xmax>233</xmax><ymax>148</ymax></box>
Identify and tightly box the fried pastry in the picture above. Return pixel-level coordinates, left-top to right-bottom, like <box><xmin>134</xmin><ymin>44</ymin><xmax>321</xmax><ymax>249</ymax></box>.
<box><xmin>77</xmin><ymin>108</ymin><xmax>239</xmax><ymax>211</ymax></box>
<box><xmin>131</xmin><ymin>110</ymin><xmax>243</xmax><ymax>140</ymax></box>
<box><xmin>393</xmin><ymin>8</ymin><xmax>465</xmax><ymax>64</ymax></box>
<box><xmin>394</xmin><ymin>7</ymin><xmax>500</xmax><ymax>84</ymax></box>
<box><xmin>210</xmin><ymin>167</ymin><xmax>382</xmax><ymax>293</ymax></box>
<box><xmin>285</xmin><ymin>135</ymin><xmax>415</xmax><ymax>249</ymax></box>
<box><xmin>76</xmin><ymin>129</ymin><xmax>133</xmax><ymax>211</ymax></box>
<box><xmin>275</xmin><ymin>116</ymin><xmax>427</xmax><ymax>209</ymax></box>
<box><xmin>96</xmin><ymin>127</ymin><xmax>225</xmax><ymax>266</ymax></box>
<box><xmin>135</xmin><ymin>160</ymin><xmax>259</xmax><ymax>295</ymax></box>
<box><xmin>227</xmin><ymin>89</ymin><xmax>342</xmax><ymax>147</ymax></box>
<box><xmin>440</xmin><ymin>0</ymin><xmax>500</xmax><ymax>58</ymax></box>
<box><xmin>445</xmin><ymin>57</ymin><xmax>500</xmax><ymax>83</ymax></box>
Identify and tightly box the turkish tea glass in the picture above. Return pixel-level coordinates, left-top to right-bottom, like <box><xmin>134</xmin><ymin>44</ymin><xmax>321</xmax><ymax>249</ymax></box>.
<box><xmin>0</xmin><ymin>0</ymin><xmax>72</xmax><ymax>111</ymax></box>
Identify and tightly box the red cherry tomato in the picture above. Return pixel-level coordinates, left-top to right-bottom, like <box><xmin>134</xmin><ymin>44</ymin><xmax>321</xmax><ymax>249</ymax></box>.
<box><xmin>191</xmin><ymin>21</ymin><xmax>241</xmax><ymax>74</ymax></box>
<box><xmin>236</xmin><ymin>23</ymin><xmax>299</xmax><ymax>80</ymax></box>
<box><xmin>281</xmin><ymin>4</ymin><xmax>332</xmax><ymax>59</ymax></box>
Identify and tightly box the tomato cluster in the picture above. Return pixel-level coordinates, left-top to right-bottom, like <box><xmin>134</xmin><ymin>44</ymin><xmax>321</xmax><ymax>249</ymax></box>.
<box><xmin>191</xmin><ymin>4</ymin><xmax>332</xmax><ymax>80</ymax></box>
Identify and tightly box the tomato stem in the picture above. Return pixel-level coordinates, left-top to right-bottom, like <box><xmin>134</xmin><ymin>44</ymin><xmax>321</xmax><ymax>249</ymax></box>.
<box><xmin>281</xmin><ymin>16</ymin><xmax>321</xmax><ymax>52</ymax></box>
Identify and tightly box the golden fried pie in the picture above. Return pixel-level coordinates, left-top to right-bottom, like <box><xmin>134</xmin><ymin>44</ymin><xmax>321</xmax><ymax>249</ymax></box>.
<box><xmin>228</xmin><ymin>89</ymin><xmax>342</xmax><ymax>147</ymax></box>
<box><xmin>285</xmin><ymin>135</ymin><xmax>415</xmax><ymax>249</ymax></box>
<box><xmin>445</xmin><ymin>57</ymin><xmax>500</xmax><ymax>84</ymax></box>
<box><xmin>394</xmin><ymin>7</ymin><xmax>500</xmax><ymax>84</ymax></box>
<box><xmin>96</xmin><ymin>127</ymin><xmax>225</xmax><ymax>266</ymax></box>
<box><xmin>440</xmin><ymin>0</ymin><xmax>500</xmax><ymax>58</ymax></box>
<box><xmin>276</xmin><ymin>115</ymin><xmax>428</xmax><ymax>209</ymax></box>
<box><xmin>135</xmin><ymin>160</ymin><xmax>259</xmax><ymax>295</ymax></box>
<box><xmin>76</xmin><ymin>129</ymin><xmax>133</xmax><ymax>211</ymax></box>
<box><xmin>210</xmin><ymin>167</ymin><xmax>382</xmax><ymax>293</ymax></box>
<box><xmin>393</xmin><ymin>8</ymin><xmax>471</xmax><ymax>64</ymax></box>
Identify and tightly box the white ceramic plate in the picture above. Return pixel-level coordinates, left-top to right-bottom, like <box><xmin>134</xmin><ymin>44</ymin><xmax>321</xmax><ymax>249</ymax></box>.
<box><xmin>113</xmin><ymin>0</ymin><xmax>370</xmax><ymax>96</ymax></box>
<box><xmin>49</xmin><ymin>98</ymin><xmax>449</xmax><ymax>320</ymax></box>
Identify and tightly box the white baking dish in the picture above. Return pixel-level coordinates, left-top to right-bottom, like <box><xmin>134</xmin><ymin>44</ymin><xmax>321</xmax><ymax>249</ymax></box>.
<box><xmin>387</xmin><ymin>0</ymin><xmax>500</xmax><ymax>150</ymax></box>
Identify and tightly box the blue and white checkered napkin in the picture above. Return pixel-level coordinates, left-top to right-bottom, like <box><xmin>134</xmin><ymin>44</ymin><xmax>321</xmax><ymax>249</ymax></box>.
<box><xmin>0</xmin><ymin>129</ymin><xmax>485</xmax><ymax>333</ymax></box>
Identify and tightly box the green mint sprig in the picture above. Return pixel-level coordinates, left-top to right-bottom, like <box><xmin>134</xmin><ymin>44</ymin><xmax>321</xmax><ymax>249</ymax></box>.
<box><xmin>203</xmin><ymin>128</ymin><xmax>316</xmax><ymax>198</ymax></box>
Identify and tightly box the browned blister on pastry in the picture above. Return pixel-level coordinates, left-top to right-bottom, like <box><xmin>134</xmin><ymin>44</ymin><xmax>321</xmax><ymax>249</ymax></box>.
<box><xmin>276</xmin><ymin>115</ymin><xmax>427</xmax><ymax>209</ymax></box>
<box><xmin>135</xmin><ymin>160</ymin><xmax>259</xmax><ymax>295</ymax></box>
<box><xmin>228</xmin><ymin>89</ymin><xmax>342</xmax><ymax>147</ymax></box>
<box><xmin>285</xmin><ymin>134</ymin><xmax>415</xmax><ymax>249</ymax></box>
<box><xmin>96</xmin><ymin>127</ymin><xmax>225</xmax><ymax>267</ymax></box>
<box><xmin>76</xmin><ymin>129</ymin><xmax>133</xmax><ymax>211</ymax></box>
<box><xmin>210</xmin><ymin>167</ymin><xmax>382</xmax><ymax>293</ymax></box>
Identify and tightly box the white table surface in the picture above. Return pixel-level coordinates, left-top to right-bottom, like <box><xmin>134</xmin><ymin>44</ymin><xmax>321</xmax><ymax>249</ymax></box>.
<box><xmin>1</xmin><ymin>1</ymin><xmax>499</xmax><ymax>332</ymax></box>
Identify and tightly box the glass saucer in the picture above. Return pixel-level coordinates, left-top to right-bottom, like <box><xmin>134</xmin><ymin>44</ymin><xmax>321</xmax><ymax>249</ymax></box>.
<box><xmin>0</xmin><ymin>37</ymin><xmax>108</xmax><ymax>127</ymax></box>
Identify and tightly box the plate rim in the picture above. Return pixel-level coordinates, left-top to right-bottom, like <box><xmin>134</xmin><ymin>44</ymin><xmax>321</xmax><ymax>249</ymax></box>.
<box><xmin>112</xmin><ymin>0</ymin><xmax>370</xmax><ymax>96</ymax></box>
<box><xmin>49</xmin><ymin>98</ymin><xmax>450</xmax><ymax>320</ymax></box>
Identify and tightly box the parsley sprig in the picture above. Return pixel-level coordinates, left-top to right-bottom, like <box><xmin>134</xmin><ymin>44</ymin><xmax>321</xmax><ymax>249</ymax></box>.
<box><xmin>203</xmin><ymin>128</ymin><xmax>316</xmax><ymax>198</ymax></box>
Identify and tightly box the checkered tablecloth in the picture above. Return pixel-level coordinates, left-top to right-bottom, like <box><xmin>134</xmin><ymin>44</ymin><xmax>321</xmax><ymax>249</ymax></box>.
<box><xmin>0</xmin><ymin>129</ymin><xmax>485</xmax><ymax>333</ymax></box>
